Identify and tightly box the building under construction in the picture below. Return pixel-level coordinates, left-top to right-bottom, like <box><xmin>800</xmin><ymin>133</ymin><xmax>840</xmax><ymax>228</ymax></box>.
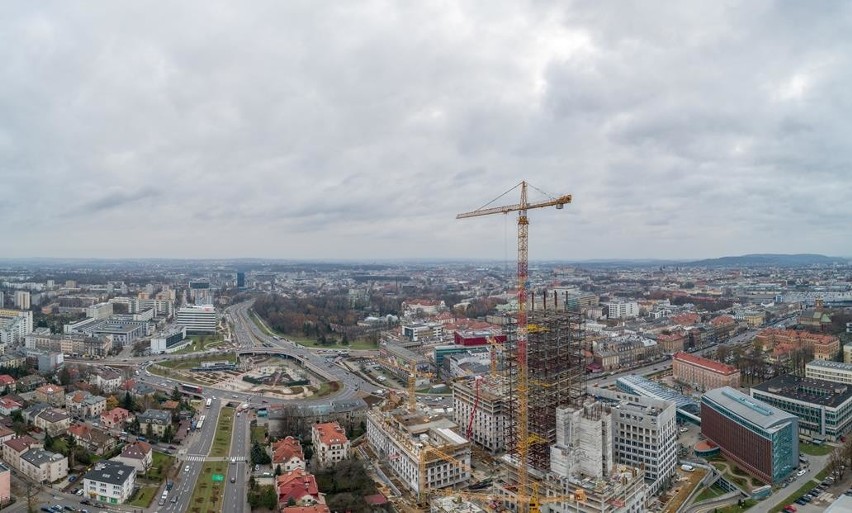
<box><xmin>452</xmin><ymin>376</ymin><xmax>510</xmax><ymax>453</ymax></box>
<box><xmin>504</xmin><ymin>302</ymin><xmax>586</xmax><ymax>474</ymax></box>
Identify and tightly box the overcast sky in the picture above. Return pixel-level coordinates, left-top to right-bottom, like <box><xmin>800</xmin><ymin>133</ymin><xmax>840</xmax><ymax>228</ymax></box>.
<box><xmin>2</xmin><ymin>1</ymin><xmax>850</xmax><ymax>261</ymax></box>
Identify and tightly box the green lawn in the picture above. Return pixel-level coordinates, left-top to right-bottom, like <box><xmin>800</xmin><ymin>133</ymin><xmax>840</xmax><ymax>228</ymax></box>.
<box><xmin>251</xmin><ymin>425</ymin><xmax>267</xmax><ymax>444</ymax></box>
<box><xmin>695</xmin><ymin>484</ymin><xmax>727</xmax><ymax>502</ymax></box>
<box><xmin>210</xmin><ymin>407</ymin><xmax>235</xmax><ymax>458</ymax></box>
<box><xmin>800</xmin><ymin>443</ymin><xmax>833</xmax><ymax>456</ymax></box>
<box><xmin>128</xmin><ymin>484</ymin><xmax>160</xmax><ymax>508</ymax></box>
<box><xmin>147</xmin><ymin>452</ymin><xmax>175</xmax><ymax>481</ymax></box>
<box><xmin>768</xmin><ymin>479</ymin><xmax>822</xmax><ymax>513</ymax></box>
<box><xmin>187</xmin><ymin>462</ymin><xmax>227</xmax><ymax>513</ymax></box>
<box><xmin>312</xmin><ymin>381</ymin><xmax>341</xmax><ymax>397</ymax></box>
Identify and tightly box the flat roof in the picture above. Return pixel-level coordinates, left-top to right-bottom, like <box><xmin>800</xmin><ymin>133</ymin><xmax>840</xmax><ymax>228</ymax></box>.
<box><xmin>806</xmin><ymin>360</ymin><xmax>852</xmax><ymax>372</ymax></box>
<box><xmin>703</xmin><ymin>387</ymin><xmax>797</xmax><ymax>431</ymax></box>
<box><xmin>753</xmin><ymin>375</ymin><xmax>852</xmax><ymax>408</ymax></box>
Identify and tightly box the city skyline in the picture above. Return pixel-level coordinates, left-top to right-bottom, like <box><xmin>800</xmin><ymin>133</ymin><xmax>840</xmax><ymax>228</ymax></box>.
<box><xmin>3</xmin><ymin>2</ymin><xmax>851</xmax><ymax>260</ymax></box>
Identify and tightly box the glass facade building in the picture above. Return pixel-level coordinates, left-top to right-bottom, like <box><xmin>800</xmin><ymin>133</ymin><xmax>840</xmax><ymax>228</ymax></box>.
<box><xmin>701</xmin><ymin>387</ymin><xmax>798</xmax><ymax>484</ymax></box>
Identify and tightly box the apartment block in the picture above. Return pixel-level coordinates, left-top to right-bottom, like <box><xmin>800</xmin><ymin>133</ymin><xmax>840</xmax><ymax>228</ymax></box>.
<box><xmin>83</xmin><ymin>461</ymin><xmax>136</xmax><ymax>504</ymax></box>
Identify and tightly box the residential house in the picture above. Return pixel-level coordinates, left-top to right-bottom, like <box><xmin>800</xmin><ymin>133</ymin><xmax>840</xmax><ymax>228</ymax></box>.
<box><xmin>89</xmin><ymin>369</ymin><xmax>122</xmax><ymax>394</ymax></box>
<box><xmin>0</xmin><ymin>462</ymin><xmax>9</xmax><ymax>505</ymax></box>
<box><xmin>20</xmin><ymin>448</ymin><xmax>67</xmax><ymax>483</ymax></box>
<box><xmin>22</xmin><ymin>403</ymin><xmax>51</xmax><ymax>424</ymax></box>
<box><xmin>83</xmin><ymin>461</ymin><xmax>136</xmax><ymax>504</ymax></box>
<box><xmin>282</xmin><ymin>506</ymin><xmax>331</xmax><ymax>513</ymax></box>
<box><xmin>34</xmin><ymin>385</ymin><xmax>65</xmax><ymax>408</ymax></box>
<box><xmin>0</xmin><ymin>398</ymin><xmax>22</xmax><ymax>416</ymax></box>
<box><xmin>16</xmin><ymin>375</ymin><xmax>46</xmax><ymax>393</ymax></box>
<box><xmin>33</xmin><ymin>409</ymin><xmax>71</xmax><ymax>437</ymax></box>
<box><xmin>66</xmin><ymin>391</ymin><xmax>107</xmax><ymax>419</ymax></box>
<box><xmin>311</xmin><ymin>421</ymin><xmax>350</xmax><ymax>468</ymax></box>
<box><xmin>272</xmin><ymin>436</ymin><xmax>306</xmax><ymax>472</ymax></box>
<box><xmin>0</xmin><ymin>375</ymin><xmax>16</xmax><ymax>393</ymax></box>
<box><xmin>276</xmin><ymin>469</ymin><xmax>322</xmax><ymax>507</ymax></box>
<box><xmin>68</xmin><ymin>424</ymin><xmax>117</xmax><ymax>456</ymax></box>
<box><xmin>101</xmin><ymin>407</ymin><xmax>133</xmax><ymax>430</ymax></box>
<box><xmin>137</xmin><ymin>410</ymin><xmax>171</xmax><ymax>437</ymax></box>
<box><xmin>0</xmin><ymin>426</ymin><xmax>14</xmax><ymax>445</ymax></box>
<box><xmin>1</xmin><ymin>436</ymin><xmax>40</xmax><ymax>471</ymax></box>
<box><xmin>111</xmin><ymin>441</ymin><xmax>152</xmax><ymax>474</ymax></box>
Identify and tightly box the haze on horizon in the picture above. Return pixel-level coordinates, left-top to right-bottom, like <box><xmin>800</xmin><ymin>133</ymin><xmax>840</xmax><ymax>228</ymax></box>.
<box><xmin>2</xmin><ymin>2</ymin><xmax>850</xmax><ymax>261</ymax></box>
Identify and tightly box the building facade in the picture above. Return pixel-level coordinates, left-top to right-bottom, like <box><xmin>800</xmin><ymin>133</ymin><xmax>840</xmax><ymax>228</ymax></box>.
<box><xmin>806</xmin><ymin>360</ymin><xmax>852</xmax><ymax>385</ymax></box>
<box><xmin>672</xmin><ymin>352</ymin><xmax>741</xmax><ymax>391</ymax></box>
<box><xmin>83</xmin><ymin>461</ymin><xmax>136</xmax><ymax>504</ymax></box>
<box><xmin>176</xmin><ymin>305</ymin><xmax>217</xmax><ymax>333</ymax></box>
<box><xmin>701</xmin><ymin>387</ymin><xmax>798</xmax><ymax>484</ymax></box>
<box><xmin>751</xmin><ymin>375</ymin><xmax>852</xmax><ymax>442</ymax></box>
<box><xmin>311</xmin><ymin>421</ymin><xmax>350</xmax><ymax>468</ymax></box>
<box><xmin>452</xmin><ymin>377</ymin><xmax>509</xmax><ymax>453</ymax></box>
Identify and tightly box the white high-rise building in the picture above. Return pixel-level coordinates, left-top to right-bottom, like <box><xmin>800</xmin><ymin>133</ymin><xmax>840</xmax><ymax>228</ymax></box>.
<box><xmin>605</xmin><ymin>301</ymin><xmax>639</xmax><ymax>319</ymax></box>
<box><xmin>14</xmin><ymin>292</ymin><xmax>30</xmax><ymax>310</ymax></box>
<box><xmin>176</xmin><ymin>305</ymin><xmax>217</xmax><ymax>333</ymax></box>
<box><xmin>551</xmin><ymin>402</ymin><xmax>614</xmax><ymax>479</ymax></box>
<box><xmin>598</xmin><ymin>388</ymin><xmax>678</xmax><ymax>496</ymax></box>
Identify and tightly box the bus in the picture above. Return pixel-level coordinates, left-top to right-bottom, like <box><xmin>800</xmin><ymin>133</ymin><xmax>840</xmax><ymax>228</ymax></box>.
<box><xmin>205</xmin><ymin>398</ymin><xmax>212</xmax><ymax>408</ymax></box>
<box><xmin>180</xmin><ymin>383</ymin><xmax>203</xmax><ymax>395</ymax></box>
<box><xmin>196</xmin><ymin>415</ymin><xmax>206</xmax><ymax>431</ymax></box>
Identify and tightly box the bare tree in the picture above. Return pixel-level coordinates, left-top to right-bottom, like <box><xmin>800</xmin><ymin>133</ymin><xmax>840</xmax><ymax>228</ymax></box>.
<box><xmin>828</xmin><ymin>447</ymin><xmax>846</xmax><ymax>481</ymax></box>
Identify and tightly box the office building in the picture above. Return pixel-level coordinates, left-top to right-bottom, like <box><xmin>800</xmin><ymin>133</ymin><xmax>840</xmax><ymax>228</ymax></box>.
<box><xmin>672</xmin><ymin>352</ymin><xmax>740</xmax><ymax>391</ymax></box>
<box><xmin>176</xmin><ymin>305</ymin><xmax>217</xmax><ymax>333</ymax></box>
<box><xmin>752</xmin><ymin>375</ymin><xmax>852</xmax><ymax>442</ymax></box>
<box><xmin>85</xmin><ymin>303</ymin><xmax>113</xmax><ymax>320</ymax></box>
<box><xmin>150</xmin><ymin>327</ymin><xmax>188</xmax><ymax>354</ymax></box>
<box><xmin>806</xmin><ymin>360</ymin><xmax>852</xmax><ymax>385</ymax></box>
<box><xmin>236</xmin><ymin>272</ymin><xmax>246</xmax><ymax>288</ymax></box>
<box><xmin>701</xmin><ymin>387</ymin><xmax>798</xmax><ymax>484</ymax></box>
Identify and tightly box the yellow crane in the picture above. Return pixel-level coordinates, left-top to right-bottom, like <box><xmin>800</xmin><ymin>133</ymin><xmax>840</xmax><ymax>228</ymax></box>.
<box><xmin>378</xmin><ymin>357</ymin><xmax>433</xmax><ymax>412</ymax></box>
<box><xmin>457</xmin><ymin>181</ymin><xmax>572</xmax><ymax>513</ymax></box>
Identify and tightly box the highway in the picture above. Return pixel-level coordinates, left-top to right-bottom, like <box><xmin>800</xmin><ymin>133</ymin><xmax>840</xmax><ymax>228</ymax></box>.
<box><xmin>160</xmin><ymin>398</ymin><xmax>224</xmax><ymax>513</ymax></box>
<box><xmin>223</xmin><ymin>408</ymin><xmax>251</xmax><ymax>513</ymax></box>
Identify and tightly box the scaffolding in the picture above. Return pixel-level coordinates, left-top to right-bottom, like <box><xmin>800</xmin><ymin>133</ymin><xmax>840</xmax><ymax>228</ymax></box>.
<box><xmin>506</xmin><ymin>299</ymin><xmax>586</xmax><ymax>475</ymax></box>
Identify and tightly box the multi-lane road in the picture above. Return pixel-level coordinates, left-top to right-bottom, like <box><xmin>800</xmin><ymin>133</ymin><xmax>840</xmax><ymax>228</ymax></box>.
<box><xmin>223</xmin><ymin>408</ymin><xmax>251</xmax><ymax>513</ymax></box>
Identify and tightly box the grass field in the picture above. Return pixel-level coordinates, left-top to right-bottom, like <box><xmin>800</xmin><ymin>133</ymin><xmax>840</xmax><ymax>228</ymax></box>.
<box><xmin>210</xmin><ymin>407</ymin><xmax>235</xmax><ymax>458</ymax></box>
<box><xmin>695</xmin><ymin>484</ymin><xmax>727</xmax><ymax>502</ymax></box>
<box><xmin>716</xmin><ymin>499</ymin><xmax>756</xmax><ymax>513</ymax></box>
<box><xmin>148</xmin><ymin>452</ymin><xmax>175</xmax><ymax>481</ymax></box>
<box><xmin>128</xmin><ymin>484</ymin><xmax>160</xmax><ymax>508</ymax></box>
<box><xmin>800</xmin><ymin>443</ymin><xmax>834</xmax><ymax>456</ymax></box>
<box><xmin>186</xmin><ymin>462</ymin><xmax>227</xmax><ymax>513</ymax></box>
<box><xmin>251</xmin><ymin>425</ymin><xmax>267</xmax><ymax>444</ymax></box>
<box><xmin>768</xmin><ymin>479</ymin><xmax>820</xmax><ymax>513</ymax></box>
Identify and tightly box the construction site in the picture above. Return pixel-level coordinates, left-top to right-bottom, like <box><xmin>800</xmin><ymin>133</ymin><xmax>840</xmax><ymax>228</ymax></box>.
<box><xmin>362</xmin><ymin>183</ymin><xmax>652</xmax><ymax>512</ymax></box>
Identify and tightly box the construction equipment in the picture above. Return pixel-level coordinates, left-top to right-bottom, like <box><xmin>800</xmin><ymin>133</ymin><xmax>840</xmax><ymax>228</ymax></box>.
<box><xmin>378</xmin><ymin>357</ymin><xmax>433</xmax><ymax>412</ymax></box>
<box><xmin>430</xmin><ymin>482</ymin><xmax>586</xmax><ymax>513</ymax></box>
<box><xmin>466</xmin><ymin>375</ymin><xmax>483</xmax><ymax>440</ymax></box>
<box><xmin>457</xmin><ymin>181</ymin><xmax>571</xmax><ymax>512</ymax></box>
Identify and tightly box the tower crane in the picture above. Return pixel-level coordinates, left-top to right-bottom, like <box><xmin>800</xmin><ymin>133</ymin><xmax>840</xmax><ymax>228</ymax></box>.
<box><xmin>457</xmin><ymin>181</ymin><xmax>571</xmax><ymax>512</ymax></box>
<box><xmin>378</xmin><ymin>357</ymin><xmax>433</xmax><ymax>412</ymax></box>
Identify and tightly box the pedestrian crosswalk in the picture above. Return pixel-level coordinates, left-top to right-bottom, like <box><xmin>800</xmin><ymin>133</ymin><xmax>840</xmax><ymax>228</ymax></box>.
<box><xmin>183</xmin><ymin>454</ymin><xmax>247</xmax><ymax>462</ymax></box>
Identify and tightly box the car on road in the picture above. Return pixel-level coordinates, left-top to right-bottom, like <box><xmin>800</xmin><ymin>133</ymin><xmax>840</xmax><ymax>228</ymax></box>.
<box><xmin>797</xmin><ymin>469</ymin><xmax>807</xmax><ymax>476</ymax></box>
<box><xmin>185</xmin><ymin>465</ymin><xmax>190</xmax><ymax>472</ymax></box>
<box><xmin>231</xmin><ymin>476</ymin><xmax>236</xmax><ymax>483</ymax></box>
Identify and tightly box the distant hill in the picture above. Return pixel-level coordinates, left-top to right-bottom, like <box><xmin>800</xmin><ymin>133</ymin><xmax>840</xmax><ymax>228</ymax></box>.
<box><xmin>685</xmin><ymin>254</ymin><xmax>844</xmax><ymax>267</ymax></box>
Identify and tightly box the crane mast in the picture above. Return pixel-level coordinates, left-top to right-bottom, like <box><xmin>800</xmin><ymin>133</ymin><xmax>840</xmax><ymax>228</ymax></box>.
<box><xmin>457</xmin><ymin>181</ymin><xmax>571</xmax><ymax>512</ymax></box>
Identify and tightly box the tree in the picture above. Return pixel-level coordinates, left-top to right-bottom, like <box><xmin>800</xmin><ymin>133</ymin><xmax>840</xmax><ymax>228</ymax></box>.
<box><xmin>67</xmin><ymin>435</ymin><xmax>77</xmax><ymax>469</ymax></box>
<box><xmin>829</xmin><ymin>447</ymin><xmax>846</xmax><ymax>481</ymax></box>
<box><xmin>171</xmin><ymin>386</ymin><xmax>182</xmax><ymax>402</ymax></box>
<box><xmin>275</xmin><ymin>464</ymin><xmax>282</xmax><ymax>476</ymax></box>
<box><xmin>122</xmin><ymin>391</ymin><xmax>134</xmax><ymax>411</ymax></box>
<box><xmin>106</xmin><ymin>396</ymin><xmax>119</xmax><ymax>410</ymax></box>
<box><xmin>43</xmin><ymin>432</ymin><xmax>55</xmax><ymax>451</ymax></box>
<box><xmin>58</xmin><ymin>367</ymin><xmax>71</xmax><ymax>386</ymax></box>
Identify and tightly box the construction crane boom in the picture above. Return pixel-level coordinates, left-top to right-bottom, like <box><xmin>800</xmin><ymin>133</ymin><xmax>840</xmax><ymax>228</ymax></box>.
<box><xmin>457</xmin><ymin>180</ymin><xmax>571</xmax><ymax>513</ymax></box>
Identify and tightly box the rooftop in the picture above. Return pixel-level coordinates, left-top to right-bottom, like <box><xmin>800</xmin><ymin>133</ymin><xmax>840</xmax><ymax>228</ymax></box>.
<box><xmin>674</xmin><ymin>351</ymin><xmax>739</xmax><ymax>375</ymax></box>
<box><xmin>806</xmin><ymin>360</ymin><xmax>852</xmax><ymax>372</ymax></box>
<box><xmin>703</xmin><ymin>387</ymin><xmax>797</xmax><ymax>432</ymax></box>
<box><xmin>753</xmin><ymin>375</ymin><xmax>852</xmax><ymax>408</ymax></box>
<box><xmin>84</xmin><ymin>461</ymin><xmax>135</xmax><ymax>485</ymax></box>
